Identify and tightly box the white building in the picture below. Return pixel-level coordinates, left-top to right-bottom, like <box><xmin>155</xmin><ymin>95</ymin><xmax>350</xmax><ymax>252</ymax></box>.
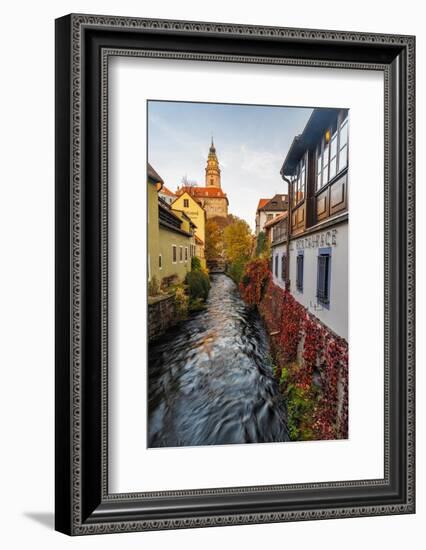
<box><xmin>255</xmin><ymin>194</ymin><xmax>288</xmax><ymax>236</ymax></box>
<box><xmin>280</xmin><ymin>107</ymin><xmax>349</xmax><ymax>341</ymax></box>
<box><xmin>288</xmin><ymin>222</ymin><xmax>348</xmax><ymax>340</ymax></box>
<box><xmin>267</xmin><ymin>212</ymin><xmax>288</xmax><ymax>291</ymax></box>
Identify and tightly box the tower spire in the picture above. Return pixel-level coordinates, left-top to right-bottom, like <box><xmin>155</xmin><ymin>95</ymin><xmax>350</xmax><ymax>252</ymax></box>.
<box><xmin>205</xmin><ymin>139</ymin><xmax>221</xmax><ymax>188</ymax></box>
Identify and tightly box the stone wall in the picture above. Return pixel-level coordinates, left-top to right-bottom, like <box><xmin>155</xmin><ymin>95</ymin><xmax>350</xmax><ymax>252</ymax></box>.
<box><xmin>203</xmin><ymin>197</ymin><xmax>228</xmax><ymax>219</ymax></box>
<box><xmin>148</xmin><ymin>294</ymin><xmax>177</xmax><ymax>341</ymax></box>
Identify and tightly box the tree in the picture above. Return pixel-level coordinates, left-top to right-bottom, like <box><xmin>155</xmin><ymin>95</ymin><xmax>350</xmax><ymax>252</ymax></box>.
<box><xmin>181</xmin><ymin>174</ymin><xmax>198</xmax><ymax>187</ymax></box>
<box><xmin>223</xmin><ymin>218</ymin><xmax>253</xmax><ymax>264</ymax></box>
<box><xmin>205</xmin><ymin>219</ymin><xmax>222</xmax><ymax>261</ymax></box>
<box><xmin>255</xmin><ymin>230</ymin><xmax>269</xmax><ymax>258</ymax></box>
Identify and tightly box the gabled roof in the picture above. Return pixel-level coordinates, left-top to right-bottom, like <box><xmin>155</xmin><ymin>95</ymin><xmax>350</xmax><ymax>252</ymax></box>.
<box><xmin>257</xmin><ymin>198</ymin><xmax>270</xmax><ymax>210</ymax></box>
<box><xmin>258</xmin><ymin>194</ymin><xmax>288</xmax><ymax>212</ymax></box>
<box><xmin>176</xmin><ymin>185</ymin><xmax>229</xmax><ymax>205</ymax></box>
<box><xmin>171</xmin><ymin>190</ymin><xmax>206</xmax><ymax>211</ymax></box>
<box><xmin>177</xmin><ymin>185</ymin><xmax>227</xmax><ymax>198</ymax></box>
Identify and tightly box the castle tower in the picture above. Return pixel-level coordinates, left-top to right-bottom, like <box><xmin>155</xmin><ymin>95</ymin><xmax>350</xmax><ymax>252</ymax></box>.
<box><xmin>205</xmin><ymin>138</ymin><xmax>221</xmax><ymax>188</ymax></box>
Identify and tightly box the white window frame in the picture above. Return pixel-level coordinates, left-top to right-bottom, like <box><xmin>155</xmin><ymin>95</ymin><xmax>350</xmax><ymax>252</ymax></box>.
<box><xmin>293</xmin><ymin>154</ymin><xmax>306</xmax><ymax>207</ymax></box>
<box><xmin>172</xmin><ymin>245</ymin><xmax>177</xmax><ymax>264</ymax></box>
<box><xmin>328</xmin><ymin>129</ymin><xmax>338</xmax><ymax>181</ymax></box>
<box><xmin>316</xmin><ymin>113</ymin><xmax>349</xmax><ymax>191</ymax></box>
<box><xmin>179</xmin><ymin>245</ymin><xmax>183</xmax><ymax>263</ymax></box>
<box><xmin>338</xmin><ymin>116</ymin><xmax>349</xmax><ymax>172</ymax></box>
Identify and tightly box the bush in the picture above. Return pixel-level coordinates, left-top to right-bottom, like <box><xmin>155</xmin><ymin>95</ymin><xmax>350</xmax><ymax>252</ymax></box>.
<box><xmin>148</xmin><ymin>276</ymin><xmax>161</xmax><ymax>296</ymax></box>
<box><xmin>239</xmin><ymin>258</ymin><xmax>270</xmax><ymax>305</ymax></box>
<box><xmin>227</xmin><ymin>258</ymin><xmax>247</xmax><ymax>284</ymax></box>
<box><xmin>276</xmin><ymin>362</ymin><xmax>316</xmax><ymax>441</ymax></box>
<box><xmin>185</xmin><ymin>270</ymin><xmax>210</xmax><ymax>302</ymax></box>
<box><xmin>174</xmin><ymin>285</ymin><xmax>189</xmax><ymax>320</ymax></box>
<box><xmin>191</xmin><ymin>256</ymin><xmax>202</xmax><ymax>272</ymax></box>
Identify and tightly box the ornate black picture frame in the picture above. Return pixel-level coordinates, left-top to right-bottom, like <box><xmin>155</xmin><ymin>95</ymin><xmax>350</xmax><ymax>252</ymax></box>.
<box><xmin>55</xmin><ymin>14</ymin><xmax>415</xmax><ymax>535</ymax></box>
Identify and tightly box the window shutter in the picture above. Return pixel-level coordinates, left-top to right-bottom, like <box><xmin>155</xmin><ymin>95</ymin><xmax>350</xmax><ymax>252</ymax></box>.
<box><xmin>317</xmin><ymin>254</ymin><xmax>330</xmax><ymax>304</ymax></box>
<box><xmin>296</xmin><ymin>254</ymin><xmax>304</xmax><ymax>291</ymax></box>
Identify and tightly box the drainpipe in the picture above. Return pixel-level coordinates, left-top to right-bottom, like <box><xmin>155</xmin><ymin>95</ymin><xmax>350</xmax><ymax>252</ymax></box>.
<box><xmin>281</xmin><ymin>173</ymin><xmax>293</xmax><ymax>292</ymax></box>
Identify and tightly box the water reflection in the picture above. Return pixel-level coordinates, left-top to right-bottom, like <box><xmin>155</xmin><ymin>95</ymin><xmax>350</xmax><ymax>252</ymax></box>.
<box><xmin>148</xmin><ymin>274</ymin><xmax>289</xmax><ymax>447</ymax></box>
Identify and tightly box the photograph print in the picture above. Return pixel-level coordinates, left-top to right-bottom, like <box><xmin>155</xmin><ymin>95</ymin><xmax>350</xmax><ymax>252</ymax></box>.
<box><xmin>147</xmin><ymin>100</ymin><xmax>349</xmax><ymax>448</ymax></box>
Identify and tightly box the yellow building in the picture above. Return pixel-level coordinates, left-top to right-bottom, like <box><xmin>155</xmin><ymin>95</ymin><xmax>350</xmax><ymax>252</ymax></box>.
<box><xmin>158</xmin><ymin>204</ymin><xmax>195</xmax><ymax>286</ymax></box>
<box><xmin>148</xmin><ymin>163</ymin><xmax>194</xmax><ymax>290</ymax></box>
<box><xmin>171</xmin><ymin>191</ymin><xmax>206</xmax><ymax>267</ymax></box>
<box><xmin>148</xmin><ymin>164</ymin><xmax>162</xmax><ymax>285</ymax></box>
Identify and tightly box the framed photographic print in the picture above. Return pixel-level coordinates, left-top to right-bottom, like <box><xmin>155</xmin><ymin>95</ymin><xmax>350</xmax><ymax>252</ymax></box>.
<box><xmin>55</xmin><ymin>14</ymin><xmax>415</xmax><ymax>535</ymax></box>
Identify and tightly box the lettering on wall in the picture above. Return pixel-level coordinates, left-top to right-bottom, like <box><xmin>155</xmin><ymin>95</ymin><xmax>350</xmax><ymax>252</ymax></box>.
<box><xmin>293</xmin><ymin>229</ymin><xmax>338</xmax><ymax>251</ymax></box>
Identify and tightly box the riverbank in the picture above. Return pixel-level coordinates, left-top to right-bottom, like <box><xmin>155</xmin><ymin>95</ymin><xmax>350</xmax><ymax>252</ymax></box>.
<box><xmin>148</xmin><ymin>259</ymin><xmax>211</xmax><ymax>341</ymax></box>
<box><xmin>240</xmin><ymin>258</ymin><xmax>348</xmax><ymax>442</ymax></box>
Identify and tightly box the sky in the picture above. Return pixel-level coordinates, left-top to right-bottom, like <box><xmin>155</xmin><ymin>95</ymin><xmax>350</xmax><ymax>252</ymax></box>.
<box><xmin>148</xmin><ymin>101</ymin><xmax>312</xmax><ymax>231</ymax></box>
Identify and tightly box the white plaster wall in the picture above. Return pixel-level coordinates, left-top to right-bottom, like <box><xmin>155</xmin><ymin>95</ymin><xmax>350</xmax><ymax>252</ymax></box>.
<box><xmin>289</xmin><ymin>223</ymin><xmax>348</xmax><ymax>340</ymax></box>
<box><xmin>258</xmin><ymin>211</ymin><xmax>285</xmax><ymax>234</ymax></box>
<box><xmin>272</xmin><ymin>243</ymin><xmax>287</xmax><ymax>290</ymax></box>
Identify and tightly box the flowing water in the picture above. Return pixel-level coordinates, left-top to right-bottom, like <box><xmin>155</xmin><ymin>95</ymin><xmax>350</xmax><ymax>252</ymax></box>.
<box><xmin>148</xmin><ymin>274</ymin><xmax>289</xmax><ymax>447</ymax></box>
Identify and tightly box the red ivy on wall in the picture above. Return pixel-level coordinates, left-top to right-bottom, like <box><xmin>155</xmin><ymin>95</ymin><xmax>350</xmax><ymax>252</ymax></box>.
<box><xmin>240</xmin><ymin>260</ymin><xmax>348</xmax><ymax>441</ymax></box>
<box><xmin>239</xmin><ymin>258</ymin><xmax>270</xmax><ymax>306</ymax></box>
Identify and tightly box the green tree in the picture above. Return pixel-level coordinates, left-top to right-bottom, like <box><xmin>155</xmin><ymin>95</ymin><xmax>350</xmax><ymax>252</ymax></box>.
<box><xmin>191</xmin><ymin>256</ymin><xmax>202</xmax><ymax>271</ymax></box>
<box><xmin>255</xmin><ymin>230</ymin><xmax>269</xmax><ymax>257</ymax></box>
<box><xmin>223</xmin><ymin>218</ymin><xmax>253</xmax><ymax>264</ymax></box>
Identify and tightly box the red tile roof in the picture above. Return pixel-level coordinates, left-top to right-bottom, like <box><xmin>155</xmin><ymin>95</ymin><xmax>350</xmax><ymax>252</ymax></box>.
<box><xmin>177</xmin><ymin>185</ymin><xmax>228</xmax><ymax>199</ymax></box>
<box><xmin>257</xmin><ymin>194</ymin><xmax>288</xmax><ymax>212</ymax></box>
<box><xmin>257</xmin><ymin>198</ymin><xmax>270</xmax><ymax>210</ymax></box>
<box><xmin>158</xmin><ymin>184</ymin><xmax>176</xmax><ymax>197</ymax></box>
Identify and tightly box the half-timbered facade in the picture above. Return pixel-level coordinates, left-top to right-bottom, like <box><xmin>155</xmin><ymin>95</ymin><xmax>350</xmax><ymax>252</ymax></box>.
<box><xmin>280</xmin><ymin>108</ymin><xmax>349</xmax><ymax>340</ymax></box>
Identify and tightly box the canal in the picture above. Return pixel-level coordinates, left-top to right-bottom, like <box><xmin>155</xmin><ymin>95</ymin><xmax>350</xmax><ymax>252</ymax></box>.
<box><xmin>148</xmin><ymin>274</ymin><xmax>289</xmax><ymax>447</ymax></box>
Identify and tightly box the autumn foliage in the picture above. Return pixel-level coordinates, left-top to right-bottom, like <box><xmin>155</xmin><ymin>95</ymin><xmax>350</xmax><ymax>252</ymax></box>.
<box><xmin>239</xmin><ymin>258</ymin><xmax>270</xmax><ymax>305</ymax></box>
<box><xmin>205</xmin><ymin>219</ymin><xmax>222</xmax><ymax>261</ymax></box>
<box><xmin>240</xmin><ymin>263</ymin><xmax>348</xmax><ymax>441</ymax></box>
